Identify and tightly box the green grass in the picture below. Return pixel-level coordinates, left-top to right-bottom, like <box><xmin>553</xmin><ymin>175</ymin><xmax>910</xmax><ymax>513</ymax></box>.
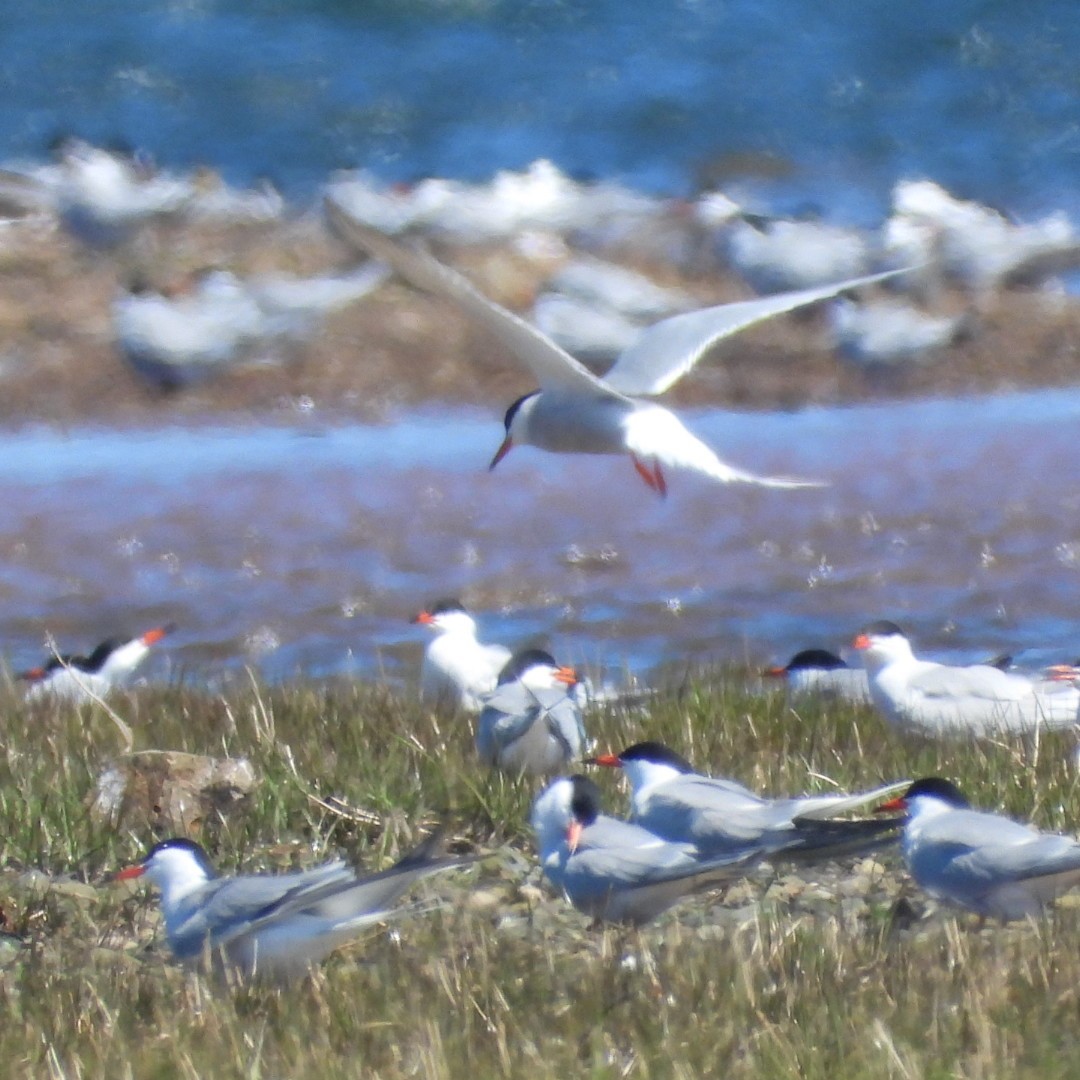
<box><xmin>0</xmin><ymin>669</ymin><xmax>1079</xmax><ymax>1079</ymax></box>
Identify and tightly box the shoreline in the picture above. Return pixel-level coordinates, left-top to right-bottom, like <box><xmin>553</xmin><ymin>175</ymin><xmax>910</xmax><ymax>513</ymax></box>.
<box><xmin>0</xmin><ymin>211</ymin><xmax>1078</xmax><ymax>433</ymax></box>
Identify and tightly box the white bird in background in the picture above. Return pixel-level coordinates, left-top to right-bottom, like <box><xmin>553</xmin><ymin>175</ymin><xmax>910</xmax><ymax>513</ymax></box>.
<box><xmin>761</xmin><ymin>648</ymin><xmax>873</xmax><ymax>705</ymax></box>
<box><xmin>20</xmin><ymin>624</ymin><xmax>173</xmax><ymax>703</ymax></box>
<box><xmin>326</xmin><ymin>197</ymin><xmax>906</xmax><ymax>496</ymax></box>
<box><xmin>876</xmin><ymin>777</ymin><xmax>1080</xmax><ymax>921</ymax></box>
<box><xmin>0</xmin><ymin>138</ymin><xmax>193</xmax><ymax>248</ymax></box>
<box><xmin>114</xmin><ymin>262</ymin><xmax>389</xmax><ymax>389</ymax></box>
<box><xmin>723</xmin><ymin>215</ymin><xmax>876</xmax><ymax>295</ymax></box>
<box><xmin>115</xmin><ymin>830</ymin><xmax>471</xmax><ymax>980</ymax></box>
<box><xmin>477</xmin><ymin>648</ymin><xmax>586</xmax><ymax>775</ymax></box>
<box><xmin>887</xmin><ymin>179</ymin><xmax>1080</xmax><ymax>296</ymax></box>
<box><xmin>852</xmin><ymin>621</ymin><xmax>1079</xmax><ymax>736</ymax></box>
<box><xmin>412</xmin><ymin>599</ymin><xmax>511</xmax><ymax>713</ymax></box>
<box><xmin>588</xmin><ymin>741</ymin><xmax>905</xmax><ymax>861</ymax></box>
<box><xmin>530</xmin><ymin>775</ymin><xmax>760</xmax><ymax>924</ymax></box>
<box><xmin>829</xmin><ymin>296</ymin><xmax>973</xmax><ymax>371</ymax></box>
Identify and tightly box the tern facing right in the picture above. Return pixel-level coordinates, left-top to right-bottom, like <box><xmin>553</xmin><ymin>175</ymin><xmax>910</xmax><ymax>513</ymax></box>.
<box><xmin>853</xmin><ymin>621</ymin><xmax>1079</xmax><ymax>736</ymax></box>
<box><xmin>326</xmin><ymin>197</ymin><xmax>906</xmax><ymax>496</ymax></box>
<box><xmin>20</xmin><ymin>624</ymin><xmax>173</xmax><ymax>703</ymax></box>
<box><xmin>531</xmin><ymin>775</ymin><xmax>759</xmax><ymax>924</ymax></box>
<box><xmin>876</xmin><ymin>777</ymin><xmax>1080</xmax><ymax>921</ymax></box>
<box><xmin>116</xmin><ymin>830</ymin><xmax>470</xmax><ymax>980</ymax></box>
<box><xmin>476</xmin><ymin>648</ymin><xmax>586</xmax><ymax>775</ymax></box>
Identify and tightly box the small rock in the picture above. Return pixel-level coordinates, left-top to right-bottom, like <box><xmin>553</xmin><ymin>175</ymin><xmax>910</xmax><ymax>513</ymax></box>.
<box><xmin>87</xmin><ymin>749</ymin><xmax>258</xmax><ymax>833</ymax></box>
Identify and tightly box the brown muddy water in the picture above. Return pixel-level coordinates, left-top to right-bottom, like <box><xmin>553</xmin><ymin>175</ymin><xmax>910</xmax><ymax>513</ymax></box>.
<box><xmin>2</xmin><ymin>387</ymin><xmax>1079</xmax><ymax>690</ymax></box>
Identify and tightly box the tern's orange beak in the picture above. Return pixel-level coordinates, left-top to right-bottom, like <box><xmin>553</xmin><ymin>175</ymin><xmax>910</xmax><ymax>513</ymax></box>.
<box><xmin>554</xmin><ymin>666</ymin><xmax>578</xmax><ymax>687</ymax></box>
<box><xmin>762</xmin><ymin>665</ymin><xmax>787</xmax><ymax>678</ymax></box>
<box><xmin>114</xmin><ymin>863</ymin><xmax>146</xmax><ymax>881</ymax></box>
<box><xmin>874</xmin><ymin>797</ymin><xmax>908</xmax><ymax>814</ymax></box>
<box><xmin>584</xmin><ymin>752</ymin><xmax>622</xmax><ymax>768</ymax></box>
<box><xmin>411</xmin><ymin>611</ymin><xmax>435</xmax><ymax>625</ymax></box>
<box><xmin>566</xmin><ymin>819</ymin><xmax>584</xmax><ymax>854</ymax></box>
<box><xmin>1047</xmin><ymin>665</ymin><xmax>1079</xmax><ymax>682</ymax></box>
<box><xmin>18</xmin><ymin>667</ymin><xmax>47</xmax><ymax>682</ymax></box>
<box><xmin>488</xmin><ymin>434</ymin><xmax>513</xmax><ymax>471</ymax></box>
<box><xmin>852</xmin><ymin>633</ymin><xmax>871</xmax><ymax>650</ymax></box>
<box><xmin>140</xmin><ymin>624</ymin><xmax>173</xmax><ymax>647</ymax></box>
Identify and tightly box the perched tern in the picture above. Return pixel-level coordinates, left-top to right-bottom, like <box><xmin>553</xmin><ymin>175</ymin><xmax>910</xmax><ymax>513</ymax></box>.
<box><xmin>876</xmin><ymin>777</ymin><xmax>1080</xmax><ymax>920</ymax></box>
<box><xmin>412</xmin><ymin>599</ymin><xmax>511</xmax><ymax>713</ymax></box>
<box><xmin>724</xmin><ymin>215</ymin><xmax>876</xmax><ymax>295</ymax></box>
<box><xmin>888</xmin><ymin>179</ymin><xmax>1080</xmax><ymax>296</ymax></box>
<box><xmin>587</xmin><ymin>742</ymin><xmax>904</xmax><ymax>861</ymax></box>
<box><xmin>762</xmin><ymin>648</ymin><xmax>872</xmax><ymax>705</ymax></box>
<box><xmin>20</xmin><ymin>625</ymin><xmax>172</xmax><ymax>703</ymax></box>
<box><xmin>326</xmin><ymin>197</ymin><xmax>906</xmax><ymax>496</ymax></box>
<box><xmin>477</xmin><ymin>648</ymin><xmax>586</xmax><ymax>775</ymax></box>
<box><xmin>829</xmin><ymin>296</ymin><xmax>973</xmax><ymax>370</ymax></box>
<box><xmin>853</xmin><ymin>621</ymin><xmax>1079</xmax><ymax>736</ymax></box>
<box><xmin>530</xmin><ymin>775</ymin><xmax>759</xmax><ymax>924</ymax></box>
<box><xmin>115</xmin><ymin>262</ymin><xmax>389</xmax><ymax>389</ymax></box>
<box><xmin>115</xmin><ymin>829</ymin><xmax>470</xmax><ymax>979</ymax></box>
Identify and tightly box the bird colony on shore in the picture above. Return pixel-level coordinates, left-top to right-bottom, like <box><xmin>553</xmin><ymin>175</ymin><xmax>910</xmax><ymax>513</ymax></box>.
<box><xmin>5</xmin><ymin>141</ymin><xmax>1080</xmax><ymax>979</ymax></box>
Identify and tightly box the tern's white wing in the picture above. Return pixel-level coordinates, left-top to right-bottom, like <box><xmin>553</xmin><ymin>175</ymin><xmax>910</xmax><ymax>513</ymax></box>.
<box><xmin>604</xmin><ymin>267</ymin><xmax>908</xmax><ymax>396</ymax></box>
<box><xmin>622</xmin><ymin>404</ymin><xmax>823</xmax><ymax>488</ymax></box>
<box><xmin>779</xmin><ymin>779</ymin><xmax>912</xmax><ymax>822</ymax></box>
<box><xmin>325</xmin><ymin>198</ymin><xmax>622</xmax><ymax>399</ymax></box>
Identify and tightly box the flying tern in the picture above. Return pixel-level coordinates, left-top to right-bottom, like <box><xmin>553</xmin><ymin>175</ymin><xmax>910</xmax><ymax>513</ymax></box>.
<box><xmin>20</xmin><ymin>624</ymin><xmax>173</xmax><ymax>704</ymax></box>
<box><xmin>326</xmin><ymin>197</ymin><xmax>907</xmax><ymax>496</ymax></box>
<box><xmin>115</xmin><ymin>830</ymin><xmax>470</xmax><ymax>979</ymax></box>
<box><xmin>853</xmin><ymin>621</ymin><xmax>1079</xmax><ymax>736</ymax></box>
<box><xmin>587</xmin><ymin>741</ymin><xmax>904</xmax><ymax>861</ymax></box>
<box><xmin>530</xmin><ymin>775</ymin><xmax>760</xmax><ymax>924</ymax></box>
<box><xmin>876</xmin><ymin>777</ymin><xmax>1080</xmax><ymax>920</ymax></box>
<box><xmin>411</xmin><ymin>599</ymin><xmax>511</xmax><ymax>713</ymax></box>
<box><xmin>477</xmin><ymin>648</ymin><xmax>586</xmax><ymax>775</ymax></box>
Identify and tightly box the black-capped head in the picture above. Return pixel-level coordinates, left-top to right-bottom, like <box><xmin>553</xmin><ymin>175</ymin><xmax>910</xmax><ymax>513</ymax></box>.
<box><xmin>615</xmin><ymin>741</ymin><xmax>695</xmax><ymax>774</ymax></box>
<box><xmin>568</xmin><ymin>774</ymin><xmax>602</xmax><ymax>827</ymax></box>
<box><xmin>859</xmin><ymin>620</ymin><xmax>906</xmax><ymax>639</ymax></box>
<box><xmin>498</xmin><ymin>648</ymin><xmax>559</xmax><ymax>685</ymax></box>
<box><xmin>81</xmin><ymin>637</ymin><xmax>127</xmax><ymax>671</ymax></box>
<box><xmin>502</xmin><ymin>391</ymin><xmax>539</xmax><ymax>433</ymax></box>
<box><xmin>428</xmin><ymin>598</ymin><xmax>467</xmax><ymax>617</ymax></box>
<box><xmin>144</xmin><ymin>837</ymin><xmax>215</xmax><ymax>868</ymax></box>
<box><xmin>785</xmin><ymin>649</ymin><xmax>849</xmax><ymax>672</ymax></box>
<box><xmin>903</xmin><ymin>777</ymin><xmax>969</xmax><ymax>808</ymax></box>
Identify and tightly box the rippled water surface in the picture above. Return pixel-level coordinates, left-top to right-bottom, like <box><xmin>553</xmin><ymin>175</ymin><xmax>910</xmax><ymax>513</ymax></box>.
<box><xmin>3</xmin><ymin>388</ymin><xmax>1080</xmax><ymax>689</ymax></box>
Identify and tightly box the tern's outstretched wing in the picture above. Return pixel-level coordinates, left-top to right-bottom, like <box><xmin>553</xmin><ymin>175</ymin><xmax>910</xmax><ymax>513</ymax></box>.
<box><xmin>326</xmin><ymin>198</ymin><xmax>624</xmax><ymax>400</ymax></box>
<box><xmin>604</xmin><ymin>267</ymin><xmax>908</xmax><ymax>397</ymax></box>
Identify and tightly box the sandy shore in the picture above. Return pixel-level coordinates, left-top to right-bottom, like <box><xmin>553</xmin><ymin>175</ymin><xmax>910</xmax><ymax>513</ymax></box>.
<box><xmin>1</xmin><ymin>210</ymin><xmax>1078</xmax><ymax>430</ymax></box>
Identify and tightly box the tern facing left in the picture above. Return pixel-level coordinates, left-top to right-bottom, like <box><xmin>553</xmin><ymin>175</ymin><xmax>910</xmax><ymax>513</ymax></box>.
<box><xmin>877</xmin><ymin>777</ymin><xmax>1080</xmax><ymax>921</ymax></box>
<box><xmin>116</xmin><ymin>831</ymin><xmax>470</xmax><ymax>980</ymax></box>
<box><xmin>327</xmin><ymin>197</ymin><xmax>907</xmax><ymax>496</ymax></box>
<box><xmin>530</xmin><ymin>775</ymin><xmax>760</xmax><ymax>924</ymax></box>
<box><xmin>477</xmin><ymin>648</ymin><xmax>585</xmax><ymax>775</ymax></box>
<box><xmin>412</xmin><ymin>599</ymin><xmax>511</xmax><ymax>712</ymax></box>
<box><xmin>588</xmin><ymin>741</ymin><xmax>905</xmax><ymax>861</ymax></box>
<box><xmin>853</xmin><ymin>621</ymin><xmax>1080</xmax><ymax>736</ymax></box>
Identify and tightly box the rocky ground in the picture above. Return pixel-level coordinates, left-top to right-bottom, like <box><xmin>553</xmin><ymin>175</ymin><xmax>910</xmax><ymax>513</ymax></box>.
<box><xmin>1</xmin><ymin>208</ymin><xmax>1079</xmax><ymax>431</ymax></box>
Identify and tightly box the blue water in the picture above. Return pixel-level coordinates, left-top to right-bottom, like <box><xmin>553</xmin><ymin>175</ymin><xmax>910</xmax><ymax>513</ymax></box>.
<box><xmin>2</xmin><ymin>388</ymin><xmax>1079</xmax><ymax>688</ymax></box>
<box><xmin>5</xmin><ymin>1</ymin><xmax>1080</xmax><ymax>216</ymax></box>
